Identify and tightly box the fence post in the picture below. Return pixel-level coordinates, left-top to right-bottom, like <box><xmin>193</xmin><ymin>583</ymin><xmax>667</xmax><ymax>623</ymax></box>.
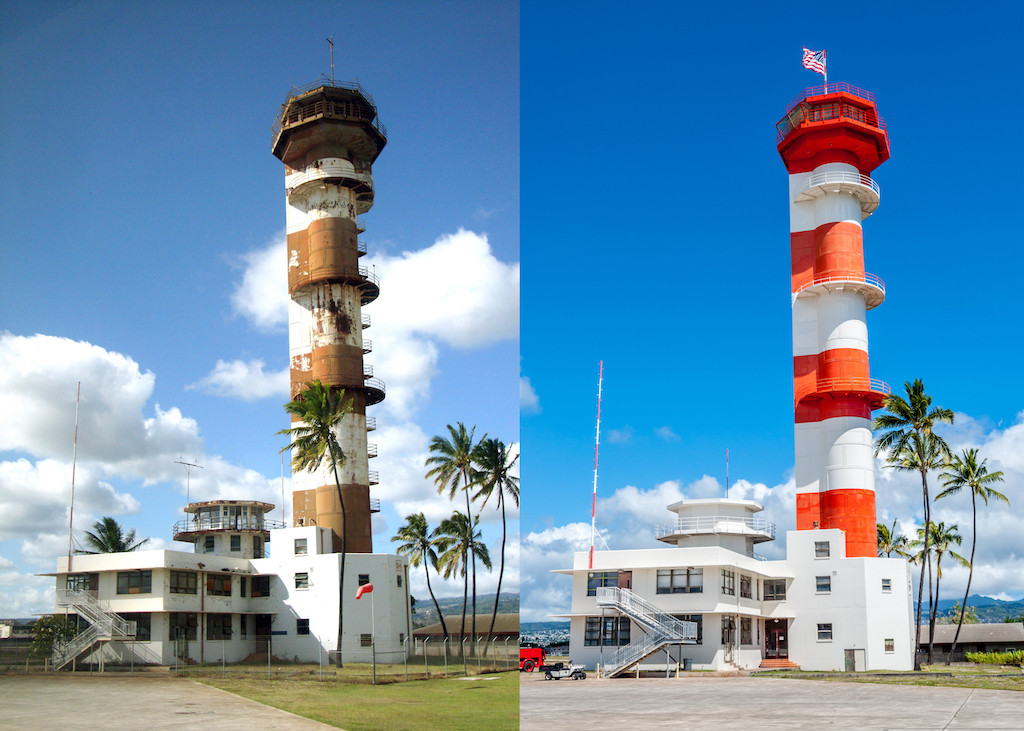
<box><xmin>404</xmin><ymin>636</ymin><xmax>409</xmax><ymax>681</ymax></box>
<box><xmin>477</xmin><ymin>637</ymin><xmax>482</xmax><ymax>672</ymax></box>
<box><xmin>267</xmin><ymin>635</ymin><xmax>271</xmax><ymax>679</ymax></box>
<box><xmin>423</xmin><ymin>638</ymin><xmax>429</xmax><ymax>677</ymax></box>
<box><xmin>462</xmin><ymin>637</ymin><xmax>468</xmax><ymax>675</ymax></box>
<box><xmin>504</xmin><ymin>637</ymin><xmax>510</xmax><ymax>671</ymax></box>
<box><xmin>444</xmin><ymin>638</ymin><xmax>449</xmax><ymax>678</ymax></box>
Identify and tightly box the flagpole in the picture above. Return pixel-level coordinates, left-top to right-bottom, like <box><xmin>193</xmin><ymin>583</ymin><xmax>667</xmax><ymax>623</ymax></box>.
<box><xmin>824</xmin><ymin>50</ymin><xmax>828</xmax><ymax>91</ymax></box>
<box><xmin>68</xmin><ymin>382</ymin><xmax>81</xmax><ymax>568</ymax></box>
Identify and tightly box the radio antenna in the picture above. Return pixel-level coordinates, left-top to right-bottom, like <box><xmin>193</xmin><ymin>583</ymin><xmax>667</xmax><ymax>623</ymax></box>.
<box><xmin>589</xmin><ymin>361</ymin><xmax>603</xmax><ymax>569</ymax></box>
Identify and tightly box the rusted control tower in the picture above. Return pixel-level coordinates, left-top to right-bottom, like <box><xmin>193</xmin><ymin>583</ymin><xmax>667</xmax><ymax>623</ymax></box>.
<box><xmin>272</xmin><ymin>80</ymin><xmax>387</xmax><ymax>553</ymax></box>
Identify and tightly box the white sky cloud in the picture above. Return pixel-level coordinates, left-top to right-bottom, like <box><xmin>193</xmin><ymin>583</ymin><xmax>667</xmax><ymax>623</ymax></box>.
<box><xmin>607</xmin><ymin>426</ymin><xmax>634</xmax><ymax>444</ymax></box>
<box><xmin>520</xmin><ymin>376</ymin><xmax>540</xmax><ymax>413</ymax></box>
<box><xmin>187</xmin><ymin>359</ymin><xmax>289</xmax><ymax>401</ymax></box>
<box><xmin>229</xmin><ymin>233</ymin><xmax>288</xmax><ymax>332</ymax></box>
<box><xmin>654</xmin><ymin>425</ymin><xmax>680</xmax><ymax>442</ymax></box>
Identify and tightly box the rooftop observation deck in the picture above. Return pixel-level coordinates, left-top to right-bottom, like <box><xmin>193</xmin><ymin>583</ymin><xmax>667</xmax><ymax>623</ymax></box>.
<box><xmin>655</xmin><ymin>515</ymin><xmax>776</xmax><ymax>544</ymax></box>
<box><xmin>272</xmin><ymin>78</ymin><xmax>387</xmax><ymax>165</ymax></box>
<box><xmin>777</xmin><ymin>83</ymin><xmax>889</xmax><ymax>172</ymax></box>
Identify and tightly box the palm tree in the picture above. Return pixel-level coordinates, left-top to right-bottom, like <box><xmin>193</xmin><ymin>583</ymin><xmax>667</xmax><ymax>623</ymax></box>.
<box><xmin>392</xmin><ymin>513</ymin><xmax>450</xmax><ymax>645</ymax></box>
<box><xmin>434</xmin><ymin>511</ymin><xmax>492</xmax><ymax>662</ymax></box>
<box><xmin>910</xmin><ymin>521</ymin><xmax>968</xmax><ymax>657</ymax></box>
<box><xmin>876</xmin><ymin>519</ymin><xmax>909</xmax><ymax>558</ymax></box>
<box><xmin>278</xmin><ymin>379</ymin><xmax>352</xmax><ymax>667</ymax></box>
<box><xmin>426</xmin><ymin>423</ymin><xmax>484</xmax><ymax>646</ymax></box>
<box><xmin>81</xmin><ymin>517</ymin><xmax>148</xmax><ymax>553</ymax></box>
<box><xmin>472</xmin><ymin>438</ymin><xmax>519</xmax><ymax>652</ymax></box>
<box><xmin>936</xmin><ymin>449</ymin><xmax>1008</xmax><ymax>664</ymax></box>
<box><xmin>873</xmin><ymin>378</ymin><xmax>953</xmax><ymax>667</ymax></box>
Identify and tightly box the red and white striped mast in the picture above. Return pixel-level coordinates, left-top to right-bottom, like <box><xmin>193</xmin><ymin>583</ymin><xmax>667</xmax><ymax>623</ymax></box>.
<box><xmin>777</xmin><ymin>52</ymin><xmax>891</xmax><ymax>557</ymax></box>
<box><xmin>589</xmin><ymin>361</ymin><xmax>603</xmax><ymax>569</ymax></box>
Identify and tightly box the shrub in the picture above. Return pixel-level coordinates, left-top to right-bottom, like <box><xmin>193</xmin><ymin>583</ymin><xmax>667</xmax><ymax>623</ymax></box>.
<box><xmin>964</xmin><ymin>649</ymin><xmax>1024</xmax><ymax>665</ymax></box>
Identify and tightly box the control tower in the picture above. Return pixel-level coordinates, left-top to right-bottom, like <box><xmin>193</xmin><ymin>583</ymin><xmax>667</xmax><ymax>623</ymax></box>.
<box><xmin>272</xmin><ymin>80</ymin><xmax>387</xmax><ymax>554</ymax></box>
<box><xmin>776</xmin><ymin>83</ymin><xmax>891</xmax><ymax>558</ymax></box>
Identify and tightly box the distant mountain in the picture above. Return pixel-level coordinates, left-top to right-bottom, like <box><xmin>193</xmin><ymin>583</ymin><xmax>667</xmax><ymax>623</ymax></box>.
<box><xmin>410</xmin><ymin>592</ymin><xmax>518</xmax><ymax>628</ymax></box>
<box><xmin>915</xmin><ymin>594</ymin><xmax>1024</xmax><ymax>623</ymax></box>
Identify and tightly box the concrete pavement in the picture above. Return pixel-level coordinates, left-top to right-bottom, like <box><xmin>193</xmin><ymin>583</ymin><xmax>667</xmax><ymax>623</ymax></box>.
<box><xmin>0</xmin><ymin>674</ymin><xmax>335</xmax><ymax>730</ymax></box>
<box><xmin>519</xmin><ymin>673</ymin><xmax>1024</xmax><ymax>730</ymax></box>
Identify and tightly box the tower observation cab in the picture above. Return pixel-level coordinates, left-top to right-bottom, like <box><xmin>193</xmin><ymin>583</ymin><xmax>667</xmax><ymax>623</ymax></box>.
<box><xmin>778</xmin><ymin>83</ymin><xmax>891</xmax><ymax>558</ymax></box>
<box><xmin>173</xmin><ymin>500</ymin><xmax>285</xmax><ymax>559</ymax></box>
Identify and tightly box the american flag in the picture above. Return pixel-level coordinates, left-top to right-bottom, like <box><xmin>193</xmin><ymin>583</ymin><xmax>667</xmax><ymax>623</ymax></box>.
<box><xmin>802</xmin><ymin>47</ymin><xmax>826</xmax><ymax>76</ymax></box>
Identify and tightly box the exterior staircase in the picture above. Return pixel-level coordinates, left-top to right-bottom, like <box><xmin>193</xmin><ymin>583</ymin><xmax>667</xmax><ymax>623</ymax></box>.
<box><xmin>52</xmin><ymin>589</ymin><xmax>136</xmax><ymax>670</ymax></box>
<box><xmin>595</xmin><ymin>586</ymin><xmax>698</xmax><ymax>677</ymax></box>
<box><xmin>758</xmin><ymin>657</ymin><xmax>800</xmax><ymax>670</ymax></box>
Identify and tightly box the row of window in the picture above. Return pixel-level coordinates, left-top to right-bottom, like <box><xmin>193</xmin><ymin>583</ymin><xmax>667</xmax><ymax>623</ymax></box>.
<box><xmin>589</xmin><ymin>571</ymin><xmax>895</xmax><ymax>601</ymax></box>
<box><xmin>199</xmin><ymin>534</ymin><xmax>264</xmax><ymax>556</ymax></box>
<box><xmin>101</xmin><ymin>571</ymin><xmax>273</xmax><ymax>597</ymax></box>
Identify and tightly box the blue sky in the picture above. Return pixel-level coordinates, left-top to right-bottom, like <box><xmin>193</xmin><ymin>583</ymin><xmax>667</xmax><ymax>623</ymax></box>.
<box><xmin>0</xmin><ymin>1</ymin><xmax>519</xmax><ymax>616</ymax></box>
<box><xmin>520</xmin><ymin>2</ymin><xmax>1024</xmax><ymax>620</ymax></box>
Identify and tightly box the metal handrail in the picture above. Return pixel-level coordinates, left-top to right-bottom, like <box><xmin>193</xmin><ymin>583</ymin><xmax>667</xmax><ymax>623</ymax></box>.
<box><xmin>368</xmin><ymin>470</ymin><xmax>380</xmax><ymax>485</ymax></box>
<box><xmin>273</xmin><ymin>77</ymin><xmax>386</xmax><ymax>142</ymax></box>
<box><xmin>367</xmin><ymin>442</ymin><xmax>378</xmax><ymax>458</ymax></box>
<box><xmin>365</xmin><ymin>416</ymin><xmax>377</xmax><ymax>431</ymax></box>
<box><xmin>56</xmin><ymin>589</ymin><xmax>132</xmax><ymax>638</ymax></box>
<box><xmin>793</xmin><ymin>270</ymin><xmax>885</xmax><ymax>295</ymax></box>
<box><xmin>363</xmin><ymin>377</ymin><xmax>385</xmax><ymax>393</ymax></box>
<box><xmin>362</xmin><ymin>339</ymin><xmax>372</xmax><ymax>353</ymax></box>
<box><xmin>777</xmin><ymin>98</ymin><xmax>887</xmax><ymax>144</ymax></box>
<box><xmin>357</xmin><ymin>240</ymin><xmax>367</xmax><ymax>256</ymax></box>
<box><xmin>784</xmin><ymin>82</ymin><xmax>876</xmax><ymax>115</ymax></box>
<box><xmin>596</xmin><ymin>587</ymin><xmax>695</xmax><ymax>639</ymax></box>
<box><xmin>358</xmin><ymin>266</ymin><xmax>379</xmax><ymax>287</ymax></box>
<box><xmin>172</xmin><ymin>516</ymin><xmax>287</xmax><ymax>535</ymax></box>
<box><xmin>369</xmin><ymin>498</ymin><xmax>381</xmax><ymax>512</ymax></box>
<box><xmin>361</xmin><ymin>314</ymin><xmax>371</xmax><ymax>329</ymax></box>
<box><xmin>356</xmin><ymin>218</ymin><xmax>366</xmax><ymax>232</ymax></box>
<box><xmin>795</xmin><ymin>377</ymin><xmax>891</xmax><ymax>405</ymax></box>
<box><xmin>654</xmin><ymin>516</ymin><xmax>776</xmax><ymax>540</ymax></box>
<box><xmin>803</xmin><ymin>170</ymin><xmax>879</xmax><ymax>197</ymax></box>
<box><xmin>363</xmin><ymin>365</ymin><xmax>374</xmax><ymax>378</ymax></box>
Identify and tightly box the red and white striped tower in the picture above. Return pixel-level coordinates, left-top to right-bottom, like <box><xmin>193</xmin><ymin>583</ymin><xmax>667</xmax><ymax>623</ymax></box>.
<box><xmin>272</xmin><ymin>80</ymin><xmax>387</xmax><ymax>554</ymax></box>
<box><xmin>776</xmin><ymin>83</ymin><xmax>891</xmax><ymax>558</ymax></box>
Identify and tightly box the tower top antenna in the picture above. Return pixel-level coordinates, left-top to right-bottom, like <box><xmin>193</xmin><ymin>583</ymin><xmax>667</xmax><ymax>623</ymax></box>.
<box><xmin>326</xmin><ymin>36</ymin><xmax>335</xmax><ymax>84</ymax></box>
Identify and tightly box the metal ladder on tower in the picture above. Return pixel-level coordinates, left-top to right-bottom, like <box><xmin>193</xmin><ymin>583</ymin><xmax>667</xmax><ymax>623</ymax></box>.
<box><xmin>595</xmin><ymin>586</ymin><xmax>697</xmax><ymax>677</ymax></box>
<box><xmin>52</xmin><ymin>589</ymin><xmax>136</xmax><ymax>671</ymax></box>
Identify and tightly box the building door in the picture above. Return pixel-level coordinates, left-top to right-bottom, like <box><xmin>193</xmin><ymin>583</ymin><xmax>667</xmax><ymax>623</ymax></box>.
<box><xmin>722</xmin><ymin>616</ymin><xmax>736</xmax><ymax>663</ymax></box>
<box><xmin>618</xmin><ymin>571</ymin><xmax>632</xmax><ymax>590</ymax></box>
<box><xmin>765</xmin><ymin>619</ymin><xmax>788</xmax><ymax>658</ymax></box>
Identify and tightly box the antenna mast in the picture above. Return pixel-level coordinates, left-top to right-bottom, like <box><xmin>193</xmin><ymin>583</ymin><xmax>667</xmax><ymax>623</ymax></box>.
<box><xmin>589</xmin><ymin>361</ymin><xmax>603</xmax><ymax>569</ymax></box>
<box><xmin>67</xmin><ymin>382</ymin><xmax>81</xmax><ymax>566</ymax></box>
<box><xmin>726</xmin><ymin>448</ymin><xmax>730</xmax><ymax>498</ymax></box>
<box><xmin>175</xmin><ymin>459</ymin><xmax>203</xmax><ymax>504</ymax></box>
<box><xmin>327</xmin><ymin>36</ymin><xmax>335</xmax><ymax>84</ymax></box>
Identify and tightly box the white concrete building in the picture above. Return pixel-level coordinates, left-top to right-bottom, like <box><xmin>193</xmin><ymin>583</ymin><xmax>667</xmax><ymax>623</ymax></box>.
<box><xmin>556</xmin><ymin>497</ymin><xmax>913</xmax><ymax>675</ymax></box>
<box><xmin>49</xmin><ymin>500</ymin><xmax>410</xmax><ymax>669</ymax></box>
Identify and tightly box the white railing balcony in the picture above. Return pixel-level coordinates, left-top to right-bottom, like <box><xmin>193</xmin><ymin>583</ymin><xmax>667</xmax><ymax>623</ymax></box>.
<box><xmin>792</xmin><ymin>270</ymin><xmax>885</xmax><ymax>310</ymax></box>
<box><xmin>655</xmin><ymin>515</ymin><xmax>776</xmax><ymax>543</ymax></box>
<box><xmin>172</xmin><ymin>515</ymin><xmax>287</xmax><ymax>536</ymax></box>
<box><xmin>362</xmin><ymin>339</ymin><xmax>372</xmax><ymax>353</ymax></box>
<box><xmin>795</xmin><ymin>170</ymin><xmax>880</xmax><ymax>217</ymax></box>
<box><xmin>368</xmin><ymin>470</ymin><xmax>379</xmax><ymax>485</ymax></box>
<box><xmin>365</xmin><ymin>417</ymin><xmax>377</xmax><ymax>431</ymax></box>
<box><xmin>361</xmin><ymin>314</ymin><xmax>371</xmax><ymax>329</ymax></box>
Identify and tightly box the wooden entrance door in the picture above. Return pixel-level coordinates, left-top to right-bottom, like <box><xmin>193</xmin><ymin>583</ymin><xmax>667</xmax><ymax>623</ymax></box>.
<box><xmin>765</xmin><ymin>619</ymin><xmax>788</xmax><ymax>658</ymax></box>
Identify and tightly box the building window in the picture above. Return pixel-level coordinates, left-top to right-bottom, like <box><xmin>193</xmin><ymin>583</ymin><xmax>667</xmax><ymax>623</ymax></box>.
<box><xmin>815</xmin><ymin>576</ymin><xmax>831</xmax><ymax>593</ymax></box>
<box><xmin>240</xmin><ymin>615</ymin><xmax>247</xmax><ymax>638</ymax></box>
<box><xmin>673</xmin><ymin>614</ymin><xmax>703</xmax><ymax>644</ymax></box>
<box><xmin>584</xmin><ymin>616</ymin><xmax>630</xmax><ymax>646</ymax></box>
<box><xmin>117</xmin><ymin>570</ymin><xmax>152</xmax><ymax>595</ymax></box>
<box><xmin>740</xmin><ymin>575</ymin><xmax>752</xmax><ymax>599</ymax></box>
<box><xmin>253</xmin><ymin>536</ymin><xmax>264</xmax><ymax>558</ymax></box>
<box><xmin>397</xmin><ymin>573</ymin><xmax>403</xmax><ymax>588</ymax></box>
<box><xmin>586</xmin><ymin>572</ymin><xmax>618</xmax><ymax>596</ymax></box>
<box><xmin>240</xmin><ymin>577</ymin><xmax>248</xmax><ymax>597</ymax></box>
<box><xmin>360</xmin><ymin>634</ymin><xmax>373</xmax><ymax>647</ymax></box>
<box><xmin>66</xmin><ymin>574</ymin><xmax>95</xmax><ymax>592</ymax></box>
<box><xmin>297</xmin><ymin>619</ymin><xmax>310</xmax><ymax>636</ymax></box>
<box><xmin>721</xmin><ymin>570</ymin><xmax>735</xmax><ymax>596</ymax></box>
<box><xmin>884</xmin><ymin>638</ymin><xmax>894</xmax><ymax>653</ymax></box>
<box><xmin>721</xmin><ymin>616</ymin><xmax>736</xmax><ymax>645</ymax></box>
<box><xmin>740</xmin><ymin>617</ymin><xmax>752</xmax><ymax>645</ymax></box>
<box><xmin>169</xmin><ymin>570</ymin><xmax>197</xmax><ymax>595</ymax></box>
<box><xmin>207</xmin><ymin>575</ymin><xmax>232</xmax><ymax>596</ymax></box>
<box><xmin>230</xmin><ymin>535</ymin><xmax>241</xmax><ymax>552</ymax></box>
<box><xmin>169</xmin><ymin>612</ymin><xmax>197</xmax><ymax>641</ymax></box>
<box><xmin>656</xmin><ymin>568</ymin><xmax>703</xmax><ymax>594</ymax></box>
<box><xmin>881</xmin><ymin>578</ymin><xmax>892</xmax><ymax>593</ymax></box>
<box><xmin>814</xmin><ymin>541</ymin><xmax>830</xmax><ymax>558</ymax></box>
<box><xmin>204</xmin><ymin>535</ymin><xmax>215</xmax><ymax>552</ymax></box>
<box><xmin>399</xmin><ymin>632</ymin><xmax>405</xmax><ymax>644</ymax></box>
<box><xmin>358</xmin><ymin>574</ymin><xmax>370</xmax><ymax>586</ymax></box>
<box><xmin>251</xmin><ymin>576</ymin><xmax>271</xmax><ymax>597</ymax></box>
<box><xmin>121</xmin><ymin>613</ymin><xmax>151</xmax><ymax>641</ymax></box>
<box><xmin>817</xmin><ymin>623</ymin><xmax>833</xmax><ymax>641</ymax></box>
<box><xmin>207</xmin><ymin>614</ymin><xmax>232</xmax><ymax>640</ymax></box>
<box><xmin>764</xmin><ymin>579</ymin><xmax>786</xmax><ymax>601</ymax></box>
<box><xmin>295</xmin><ymin>538</ymin><xmax>308</xmax><ymax>556</ymax></box>
<box><xmin>295</xmin><ymin>572</ymin><xmax>309</xmax><ymax>590</ymax></box>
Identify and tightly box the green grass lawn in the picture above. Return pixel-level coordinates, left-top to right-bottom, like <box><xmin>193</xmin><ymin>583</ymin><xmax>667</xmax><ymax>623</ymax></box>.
<box><xmin>195</xmin><ymin>669</ymin><xmax>519</xmax><ymax>730</ymax></box>
<box><xmin>758</xmin><ymin>664</ymin><xmax>1024</xmax><ymax>692</ymax></box>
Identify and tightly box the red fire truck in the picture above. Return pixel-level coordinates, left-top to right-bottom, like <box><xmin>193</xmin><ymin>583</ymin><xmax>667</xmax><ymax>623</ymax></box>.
<box><xmin>519</xmin><ymin>641</ymin><xmax>546</xmax><ymax>672</ymax></box>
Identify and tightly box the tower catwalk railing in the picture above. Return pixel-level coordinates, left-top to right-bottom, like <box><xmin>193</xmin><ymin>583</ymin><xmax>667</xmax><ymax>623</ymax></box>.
<box><xmin>595</xmin><ymin>586</ymin><xmax>697</xmax><ymax>677</ymax></box>
<box><xmin>793</xmin><ymin>377</ymin><xmax>891</xmax><ymax>406</ymax></box>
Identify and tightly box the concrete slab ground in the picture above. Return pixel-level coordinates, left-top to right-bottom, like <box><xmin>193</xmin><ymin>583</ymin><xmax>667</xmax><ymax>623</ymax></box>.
<box><xmin>1</xmin><ymin>674</ymin><xmax>334</xmax><ymax>730</ymax></box>
<box><xmin>520</xmin><ymin>673</ymin><xmax>1024</xmax><ymax>730</ymax></box>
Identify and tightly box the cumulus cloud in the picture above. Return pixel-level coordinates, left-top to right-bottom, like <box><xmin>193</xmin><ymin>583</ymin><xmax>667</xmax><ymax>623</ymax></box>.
<box><xmin>520</xmin><ymin>376</ymin><xmax>540</xmax><ymax>413</ymax></box>
<box><xmin>187</xmin><ymin>359</ymin><xmax>289</xmax><ymax>401</ymax></box>
<box><xmin>229</xmin><ymin>234</ymin><xmax>288</xmax><ymax>331</ymax></box>
<box><xmin>654</xmin><ymin>426</ymin><xmax>680</xmax><ymax>442</ymax></box>
<box><xmin>607</xmin><ymin>426</ymin><xmax>634</xmax><ymax>444</ymax></box>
